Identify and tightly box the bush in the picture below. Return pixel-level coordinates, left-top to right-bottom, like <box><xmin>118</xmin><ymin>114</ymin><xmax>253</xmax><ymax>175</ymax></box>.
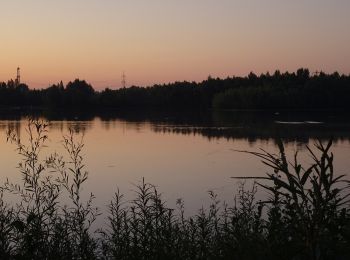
<box><xmin>1</xmin><ymin>119</ymin><xmax>98</xmax><ymax>259</ymax></box>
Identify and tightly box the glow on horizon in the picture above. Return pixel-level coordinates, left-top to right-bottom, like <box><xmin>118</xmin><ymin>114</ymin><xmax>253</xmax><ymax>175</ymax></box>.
<box><xmin>1</xmin><ymin>0</ymin><xmax>350</xmax><ymax>89</ymax></box>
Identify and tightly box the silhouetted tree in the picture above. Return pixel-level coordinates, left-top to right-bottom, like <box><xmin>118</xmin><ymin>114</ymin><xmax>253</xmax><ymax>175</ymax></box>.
<box><xmin>65</xmin><ymin>79</ymin><xmax>95</xmax><ymax>107</ymax></box>
<box><xmin>0</xmin><ymin>68</ymin><xmax>350</xmax><ymax>110</ymax></box>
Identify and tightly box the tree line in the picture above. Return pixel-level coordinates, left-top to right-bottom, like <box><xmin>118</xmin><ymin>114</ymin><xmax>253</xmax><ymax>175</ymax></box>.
<box><xmin>1</xmin><ymin>68</ymin><xmax>350</xmax><ymax>110</ymax></box>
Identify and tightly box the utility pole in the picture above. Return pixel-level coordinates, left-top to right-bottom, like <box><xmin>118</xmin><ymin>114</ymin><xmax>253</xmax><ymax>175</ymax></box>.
<box><xmin>15</xmin><ymin>67</ymin><xmax>20</xmax><ymax>86</ymax></box>
<box><xmin>121</xmin><ymin>71</ymin><xmax>126</xmax><ymax>88</ymax></box>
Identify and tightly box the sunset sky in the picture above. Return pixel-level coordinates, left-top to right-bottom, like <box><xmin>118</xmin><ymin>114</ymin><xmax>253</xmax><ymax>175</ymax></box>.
<box><xmin>1</xmin><ymin>0</ymin><xmax>350</xmax><ymax>89</ymax></box>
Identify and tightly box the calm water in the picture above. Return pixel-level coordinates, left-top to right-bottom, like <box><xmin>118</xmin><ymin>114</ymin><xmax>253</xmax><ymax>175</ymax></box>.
<box><xmin>1</xmin><ymin>110</ymin><xmax>350</xmax><ymax>219</ymax></box>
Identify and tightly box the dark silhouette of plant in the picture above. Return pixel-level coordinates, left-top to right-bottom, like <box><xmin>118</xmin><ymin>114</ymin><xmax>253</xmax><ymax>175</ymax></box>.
<box><xmin>233</xmin><ymin>139</ymin><xmax>350</xmax><ymax>260</ymax></box>
<box><xmin>65</xmin><ymin>79</ymin><xmax>95</xmax><ymax>107</ymax></box>
<box><xmin>0</xmin><ymin>119</ymin><xmax>349</xmax><ymax>259</ymax></box>
<box><xmin>100</xmin><ymin>180</ymin><xmax>265</xmax><ymax>260</ymax></box>
<box><xmin>1</xmin><ymin>68</ymin><xmax>350</xmax><ymax>110</ymax></box>
<box><xmin>1</xmin><ymin>119</ymin><xmax>98</xmax><ymax>259</ymax></box>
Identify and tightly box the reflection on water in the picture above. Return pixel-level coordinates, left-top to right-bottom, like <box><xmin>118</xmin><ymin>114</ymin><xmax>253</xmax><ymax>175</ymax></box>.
<box><xmin>0</xmin><ymin>109</ymin><xmax>349</xmax><ymax>219</ymax></box>
<box><xmin>1</xmin><ymin>109</ymin><xmax>350</xmax><ymax>143</ymax></box>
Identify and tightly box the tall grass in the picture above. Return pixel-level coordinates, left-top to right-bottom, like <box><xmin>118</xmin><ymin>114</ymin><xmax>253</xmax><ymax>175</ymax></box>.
<box><xmin>233</xmin><ymin>139</ymin><xmax>350</xmax><ymax>259</ymax></box>
<box><xmin>0</xmin><ymin>119</ymin><xmax>349</xmax><ymax>259</ymax></box>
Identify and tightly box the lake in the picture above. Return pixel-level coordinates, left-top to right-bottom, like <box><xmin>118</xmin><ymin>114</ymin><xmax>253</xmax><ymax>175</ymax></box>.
<box><xmin>0</xmin><ymin>109</ymin><xmax>350</xmax><ymax>220</ymax></box>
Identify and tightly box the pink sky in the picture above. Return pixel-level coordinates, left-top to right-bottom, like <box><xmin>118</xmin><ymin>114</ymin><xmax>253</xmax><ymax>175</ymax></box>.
<box><xmin>1</xmin><ymin>0</ymin><xmax>350</xmax><ymax>89</ymax></box>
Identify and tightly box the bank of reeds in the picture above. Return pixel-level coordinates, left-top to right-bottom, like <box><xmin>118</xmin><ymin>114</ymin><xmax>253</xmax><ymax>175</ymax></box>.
<box><xmin>0</xmin><ymin>120</ymin><xmax>349</xmax><ymax>260</ymax></box>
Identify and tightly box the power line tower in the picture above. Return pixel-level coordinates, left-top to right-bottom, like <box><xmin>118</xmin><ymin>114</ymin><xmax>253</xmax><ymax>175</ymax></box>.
<box><xmin>121</xmin><ymin>71</ymin><xmax>126</xmax><ymax>88</ymax></box>
<box><xmin>15</xmin><ymin>67</ymin><xmax>21</xmax><ymax>86</ymax></box>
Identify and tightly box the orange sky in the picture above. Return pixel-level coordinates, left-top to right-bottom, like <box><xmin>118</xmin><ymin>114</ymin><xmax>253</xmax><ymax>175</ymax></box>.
<box><xmin>1</xmin><ymin>0</ymin><xmax>350</xmax><ymax>89</ymax></box>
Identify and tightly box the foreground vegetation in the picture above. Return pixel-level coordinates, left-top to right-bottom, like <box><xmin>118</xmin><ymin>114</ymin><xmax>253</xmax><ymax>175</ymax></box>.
<box><xmin>0</xmin><ymin>120</ymin><xmax>349</xmax><ymax>259</ymax></box>
<box><xmin>1</xmin><ymin>68</ymin><xmax>350</xmax><ymax>110</ymax></box>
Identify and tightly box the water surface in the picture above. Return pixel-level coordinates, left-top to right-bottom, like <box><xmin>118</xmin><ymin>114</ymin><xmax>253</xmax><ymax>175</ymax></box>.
<box><xmin>1</xmin><ymin>110</ymin><xmax>349</xmax><ymax>218</ymax></box>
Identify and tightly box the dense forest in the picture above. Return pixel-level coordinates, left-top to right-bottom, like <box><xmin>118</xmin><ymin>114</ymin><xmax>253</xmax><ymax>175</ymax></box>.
<box><xmin>1</xmin><ymin>68</ymin><xmax>350</xmax><ymax>110</ymax></box>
